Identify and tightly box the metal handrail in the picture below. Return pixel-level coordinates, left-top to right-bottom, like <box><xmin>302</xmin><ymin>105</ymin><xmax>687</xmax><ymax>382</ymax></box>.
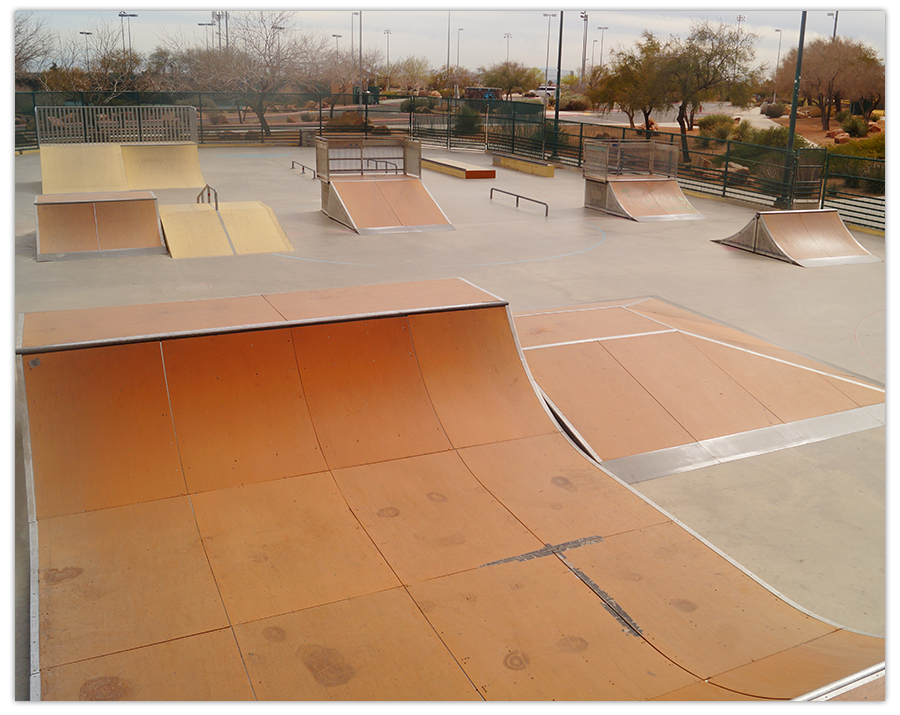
<box><xmin>196</xmin><ymin>184</ymin><xmax>219</xmax><ymax>210</ymax></box>
<box><xmin>490</xmin><ymin>187</ymin><xmax>548</xmax><ymax>216</ymax></box>
<box><xmin>366</xmin><ymin>158</ymin><xmax>400</xmax><ymax>173</ymax></box>
<box><xmin>290</xmin><ymin>161</ymin><xmax>317</xmax><ymax>178</ymax></box>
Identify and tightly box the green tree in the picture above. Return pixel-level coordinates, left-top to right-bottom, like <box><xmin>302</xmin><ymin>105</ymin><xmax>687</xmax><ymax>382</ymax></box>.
<box><xmin>665</xmin><ymin>20</ymin><xmax>760</xmax><ymax>162</ymax></box>
<box><xmin>778</xmin><ymin>37</ymin><xmax>885</xmax><ymax>129</ymax></box>
<box><xmin>478</xmin><ymin>61</ymin><xmax>543</xmax><ymax>100</ymax></box>
<box><xmin>589</xmin><ymin>31</ymin><xmax>671</xmax><ymax>128</ymax></box>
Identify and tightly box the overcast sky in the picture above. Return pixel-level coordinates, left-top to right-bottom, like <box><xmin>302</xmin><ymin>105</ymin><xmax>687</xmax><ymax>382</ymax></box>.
<box><xmin>15</xmin><ymin>3</ymin><xmax>888</xmax><ymax>81</ymax></box>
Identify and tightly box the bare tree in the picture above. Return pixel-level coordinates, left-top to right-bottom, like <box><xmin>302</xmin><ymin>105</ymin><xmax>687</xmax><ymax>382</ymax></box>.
<box><xmin>15</xmin><ymin>11</ymin><xmax>55</xmax><ymax>79</ymax></box>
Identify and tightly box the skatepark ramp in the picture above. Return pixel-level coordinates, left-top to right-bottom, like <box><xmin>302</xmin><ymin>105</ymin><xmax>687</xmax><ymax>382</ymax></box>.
<box><xmin>17</xmin><ymin>279</ymin><xmax>883</xmax><ymax>700</ymax></box>
<box><xmin>158</xmin><ymin>200</ymin><xmax>293</xmax><ymax>259</ymax></box>
<box><xmin>34</xmin><ymin>191</ymin><xmax>167</xmax><ymax>261</ymax></box>
<box><xmin>40</xmin><ymin>142</ymin><xmax>207</xmax><ymax>194</ymax></box>
<box><xmin>582</xmin><ymin>140</ymin><xmax>702</xmax><ymax>221</ymax></box>
<box><xmin>317</xmin><ymin>136</ymin><xmax>453</xmax><ymax>234</ymax></box>
<box><xmin>713</xmin><ymin>209</ymin><xmax>881</xmax><ymax>267</ymax></box>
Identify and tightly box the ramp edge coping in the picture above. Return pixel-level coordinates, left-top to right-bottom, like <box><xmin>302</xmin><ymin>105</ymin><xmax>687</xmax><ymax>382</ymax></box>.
<box><xmin>15</xmin><ymin>300</ymin><xmax>510</xmax><ymax>356</ymax></box>
<box><xmin>794</xmin><ymin>663</ymin><xmax>885</xmax><ymax>701</ymax></box>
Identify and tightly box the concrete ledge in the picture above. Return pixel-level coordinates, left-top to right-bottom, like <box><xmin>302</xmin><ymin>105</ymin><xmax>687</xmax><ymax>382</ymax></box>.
<box><xmin>422</xmin><ymin>157</ymin><xmax>495</xmax><ymax>179</ymax></box>
<box><xmin>492</xmin><ymin>153</ymin><xmax>555</xmax><ymax>177</ymax></box>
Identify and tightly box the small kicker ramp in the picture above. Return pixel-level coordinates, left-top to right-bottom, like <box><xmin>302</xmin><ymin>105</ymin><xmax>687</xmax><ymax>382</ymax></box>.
<box><xmin>40</xmin><ymin>143</ymin><xmax>206</xmax><ymax>194</ymax></box>
<box><xmin>323</xmin><ymin>175</ymin><xmax>454</xmax><ymax>234</ymax></box>
<box><xmin>585</xmin><ymin>176</ymin><xmax>703</xmax><ymax>222</ymax></box>
<box><xmin>34</xmin><ymin>191</ymin><xmax>166</xmax><ymax>261</ymax></box>
<box><xmin>714</xmin><ymin>209</ymin><xmax>881</xmax><ymax>267</ymax></box>
<box><xmin>159</xmin><ymin>201</ymin><xmax>292</xmax><ymax>259</ymax></box>
<box><xmin>18</xmin><ymin>278</ymin><xmax>882</xmax><ymax>701</ymax></box>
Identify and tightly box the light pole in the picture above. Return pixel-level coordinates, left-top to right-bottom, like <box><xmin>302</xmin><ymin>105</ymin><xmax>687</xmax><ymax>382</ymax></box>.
<box><xmin>828</xmin><ymin>11</ymin><xmax>839</xmax><ymax>39</ymax></box>
<box><xmin>198</xmin><ymin>22</ymin><xmax>214</xmax><ymax>52</ymax></box>
<box><xmin>596</xmin><ymin>27</ymin><xmax>608</xmax><ymax>70</ymax></box>
<box><xmin>773</xmin><ymin>28</ymin><xmax>783</xmax><ymax>103</ymax></box>
<box><xmin>456</xmin><ymin>28</ymin><xmax>464</xmax><ymax>98</ymax></box>
<box><xmin>580</xmin><ymin>11</ymin><xmax>588</xmax><ymax>87</ymax></box>
<box><xmin>118</xmin><ymin>12</ymin><xmax>137</xmax><ymax>62</ymax></box>
<box><xmin>543</xmin><ymin>12</ymin><xmax>556</xmax><ymax>87</ymax></box>
<box><xmin>384</xmin><ymin>29</ymin><xmax>390</xmax><ymax>91</ymax></box>
<box><xmin>333</xmin><ymin>34</ymin><xmax>341</xmax><ymax>52</ymax></box>
<box><xmin>351</xmin><ymin>11</ymin><xmax>358</xmax><ymax>57</ymax></box>
<box><xmin>504</xmin><ymin>32</ymin><xmax>511</xmax><ymax>63</ymax></box>
<box><xmin>737</xmin><ymin>14</ymin><xmax>746</xmax><ymax>32</ymax></box>
<box><xmin>79</xmin><ymin>31</ymin><xmax>92</xmax><ymax>67</ymax></box>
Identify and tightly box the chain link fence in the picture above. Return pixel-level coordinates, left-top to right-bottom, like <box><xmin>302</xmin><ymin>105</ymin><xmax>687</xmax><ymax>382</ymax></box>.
<box><xmin>15</xmin><ymin>90</ymin><xmax>884</xmax><ymax>229</ymax></box>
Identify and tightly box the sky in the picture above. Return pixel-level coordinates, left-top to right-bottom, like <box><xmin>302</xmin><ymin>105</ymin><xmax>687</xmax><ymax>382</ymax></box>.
<box><xmin>14</xmin><ymin>3</ymin><xmax>888</xmax><ymax>83</ymax></box>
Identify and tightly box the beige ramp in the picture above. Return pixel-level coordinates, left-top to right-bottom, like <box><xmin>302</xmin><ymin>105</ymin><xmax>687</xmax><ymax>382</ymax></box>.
<box><xmin>217</xmin><ymin>201</ymin><xmax>293</xmax><ymax>254</ymax></box>
<box><xmin>18</xmin><ymin>280</ymin><xmax>884</xmax><ymax>700</ymax></box>
<box><xmin>39</xmin><ymin>143</ymin><xmax>129</xmax><ymax>194</ymax></box>
<box><xmin>158</xmin><ymin>204</ymin><xmax>233</xmax><ymax>258</ymax></box>
<box><xmin>121</xmin><ymin>142</ymin><xmax>206</xmax><ymax>190</ymax></box>
<box><xmin>585</xmin><ymin>176</ymin><xmax>703</xmax><ymax>221</ymax></box>
<box><xmin>714</xmin><ymin>209</ymin><xmax>880</xmax><ymax>266</ymax></box>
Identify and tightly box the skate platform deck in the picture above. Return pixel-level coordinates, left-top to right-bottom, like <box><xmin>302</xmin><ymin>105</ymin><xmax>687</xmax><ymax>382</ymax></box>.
<box><xmin>322</xmin><ymin>174</ymin><xmax>454</xmax><ymax>234</ymax></box>
<box><xmin>422</xmin><ymin>157</ymin><xmax>496</xmax><ymax>179</ymax></box>
<box><xmin>34</xmin><ymin>191</ymin><xmax>166</xmax><ymax>261</ymax></box>
<box><xmin>514</xmin><ymin>298</ymin><xmax>885</xmax><ymax>479</ymax></box>
<box><xmin>584</xmin><ymin>175</ymin><xmax>703</xmax><ymax>222</ymax></box>
<box><xmin>17</xmin><ymin>278</ymin><xmax>883</xmax><ymax>701</ymax></box>
<box><xmin>713</xmin><ymin>209</ymin><xmax>881</xmax><ymax>267</ymax></box>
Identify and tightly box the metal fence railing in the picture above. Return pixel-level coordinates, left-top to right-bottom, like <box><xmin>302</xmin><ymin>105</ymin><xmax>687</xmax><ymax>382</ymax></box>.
<box><xmin>35</xmin><ymin>105</ymin><xmax>198</xmax><ymax>144</ymax></box>
<box><xmin>14</xmin><ymin>91</ymin><xmax>884</xmax><ymax>229</ymax></box>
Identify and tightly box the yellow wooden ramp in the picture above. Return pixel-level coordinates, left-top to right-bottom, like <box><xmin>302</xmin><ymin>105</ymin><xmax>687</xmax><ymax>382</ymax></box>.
<box><xmin>39</xmin><ymin>144</ymin><xmax>130</xmax><ymax>195</ymax></box>
<box><xmin>18</xmin><ymin>279</ymin><xmax>883</xmax><ymax>701</ymax></box>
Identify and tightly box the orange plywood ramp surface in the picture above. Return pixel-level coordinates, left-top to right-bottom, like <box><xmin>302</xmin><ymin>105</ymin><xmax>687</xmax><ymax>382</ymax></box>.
<box><xmin>324</xmin><ymin>176</ymin><xmax>452</xmax><ymax>234</ymax></box>
<box><xmin>714</xmin><ymin>209</ymin><xmax>881</xmax><ymax>267</ymax></box>
<box><xmin>515</xmin><ymin>297</ymin><xmax>884</xmax><ymax>462</ymax></box>
<box><xmin>19</xmin><ymin>280</ymin><xmax>883</xmax><ymax>700</ymax></box>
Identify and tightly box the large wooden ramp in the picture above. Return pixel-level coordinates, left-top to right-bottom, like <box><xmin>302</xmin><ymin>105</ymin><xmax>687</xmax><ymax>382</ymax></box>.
<box><xmin>18</xmin><ymin>279</ymin><xmax>882</xmax><ymax>701</ymax></box>
<box><xmin>585</xmin><ymin>176</ymin><xmax>703</xmax><ymax>222</ymax></box>
<box><xmin>322</xmin><ymin>175</ymin><xmax>453</xmax><ymax>234</ymax></box>
<box><xmin>714</xmin><ymin>209</ymin><xmax>881</xmax><ymax>266</ymax></box>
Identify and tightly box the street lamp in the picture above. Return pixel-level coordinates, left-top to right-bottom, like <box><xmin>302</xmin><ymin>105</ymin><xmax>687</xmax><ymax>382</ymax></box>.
<box><xmin>456</xmin><ymin>28</ymin><xmax>464</xmax><ymax>98</ymax></box>
<box><xmin>333</xmin><ymin>34</ymin><xmax>341</xmax><ymax>52</ymax></box>
<box><xmin>504</xmin><ymin>32</ymin><xmax>512</xmax><ymax>63</ymax></box>
<box><xmin>580</xmin><ymin>11</ymin><xmax>588</xmax><ymax>87</ymax></box>
<box><xmin>773</xmin><ymin>28</ymin><xmax>783</xmax><ymax>103</ymax></box>
<box><xmin>543</xmin><ymin>12</ymin><xmax>557</xmax><ymax>87</ymax></box>
<box><xmin>737</xmin><ymin>14</ymin><xmax>746</xmax><ymax>32</ymax></box>
<box><xmin>79</xmin><ymin>31</ymin><xmax>92</xmax><ymax>66</ymax></box>
<box><xmin>198</xmin><ymin>22</ymin><xmax>214</xmax><ymax>51</ymax></box>
<box><xmin>118</xmin><ymin>12</ymin><xmax>137</xmax><ymax>60</ymax></box>
<box><xmin>384</xmin><ymin>30</ymin><xmax>391</xmax><ymax>91</ymax></box>
<box><xmin>351</xmin><ymin>12</ymin><xmax>359</xmax><ymax>57</ymax></box>
<box><xmin>596</xmin><ymin>27</ymin><xmax>608</xmax><ymax>70</ymax></box>
<box><xmin>828</xmin><ymin>11</ymin><xmax>839</xmax><ymax>39</ymax></box>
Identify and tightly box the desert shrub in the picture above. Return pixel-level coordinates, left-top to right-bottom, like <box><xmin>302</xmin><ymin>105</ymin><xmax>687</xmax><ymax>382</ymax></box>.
<box><xmin>834</xmin><ymin>109</ymin><xmax>851</xmax><ymax>124</ymax></box>
<box><xmin>840</xmin><ymin>115</ymin><xmax>869</xmax><ymax>138</ymax></box>
<box><xmin>697</xmin><ymin>113</ymin><xmax>734</xmax><ymax>132</ymax></box>
<box><xmin>400</xmin><ymin>96</ymin><xmax>438</xmax><ymax>112</ymax></box>
<box><xmin>730</xmin><ymin>119</ymin><xmax>755</xmax><ymax>143</ymax></box>
<box><xmin>208</xmin><ymin>111</ymin><xmax>228</xmax><ymax>125</ymax></box>
<box><xmin>453</xmin><ymin>104</ymin><xmax>482</xmax><ymax>134</ymax></box>
<box><xmin>560</xmin><ymin>94</ymin><xmax>589</xmax><ymax>111</ymax></box>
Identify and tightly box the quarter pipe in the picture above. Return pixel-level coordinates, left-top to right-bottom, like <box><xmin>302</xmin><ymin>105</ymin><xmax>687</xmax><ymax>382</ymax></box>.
<box><xmin>584</xmin><ymin>176</ymin><xmax>704</xmax><ymax>222</ymax></box>
<box><xmin>18</xmin><ymin>279</ymin><xmax>883</xmax><ymax>701</ymax></box>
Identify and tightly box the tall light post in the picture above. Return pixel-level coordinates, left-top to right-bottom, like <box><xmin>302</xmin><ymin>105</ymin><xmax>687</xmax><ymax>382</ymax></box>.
<box><xmin>358</xmin><ymin>10</ymin><xmax>364</xmax><ymax>104</ymax></box>
<box><xmin>456</xmin><ymin>28</ymin><xmax>464</xmax><ymax>98</ymax></box>
<box><xmin>828</xmin><ymin>11</ymin><xmax>839</xmax><ymax>39</ymax></box>
<box><xmin>351</xmin><ymin>11</ymin><xmax>358</xmax><ymax>57</ymax></box>
<box><xmin>198</xmin><ymin>22</ymin><xmax>214</xmax><ymax>51</ymax></box>
<box><xmin>596</xmin><ymin>27</ymin><xmax>608</xmax><ymax>70</ymax></box>
<box><xmin>737</xmin><ymin>14</ymin><xmax>746</xmax><ymax>32</ymax></box>
<box><xmin>543</xmin><ymin>12</ymin><xmax>556</xmax><ymax>87</ymax></box>
<box><xmin>333</xmin><ymin>34</ymin><xmax>341</xmax><ymax>52</ymax></box>
<box><xmin>79</xmin><ymin>31</ymin><xmax>92</xmax><ymax>67</ymax></box>
<box><xmin>118</xmin><ymin>12</ymin><xmax>137</xmax><ymax>63</ymax></box>
<box><xmin>504</xmin><ymin>32</ymin><xmax>512</xmax><ymax>63</ymax></box>
<box><xmin>773</xmin><ymin>28</ymin><xmax>783</xmax><ymax>103</ymax></box>
<box><xmin>580</xmin><ymin>11</ymin><xmax>588</xmax><ymax>87</ymax></box>
<box><xmin>384</xmin><ymin>29</ymin><xmax>391</xmax><ymax>91</ymax></box>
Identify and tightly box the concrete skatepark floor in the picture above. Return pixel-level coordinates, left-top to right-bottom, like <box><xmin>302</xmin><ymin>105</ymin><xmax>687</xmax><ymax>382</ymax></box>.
<box><xmin>12</xmin><ymin>142</ymin><xmax>885</xmax><ymax>700</ymax></box>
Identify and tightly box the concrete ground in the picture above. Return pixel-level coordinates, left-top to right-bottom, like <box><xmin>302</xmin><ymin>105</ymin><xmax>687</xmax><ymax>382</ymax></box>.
<box><xmin>12</xmin><ymin>139</ymin><xmax>886</xmax><ymax>699</ymax></box>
